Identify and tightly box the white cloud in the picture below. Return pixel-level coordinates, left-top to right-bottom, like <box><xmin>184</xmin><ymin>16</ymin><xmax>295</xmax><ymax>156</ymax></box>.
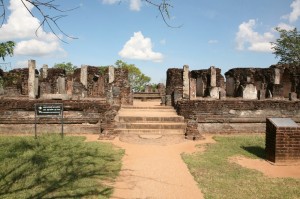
<box><xmin>102</xmin><ymin>0</ymin><xmax>142</xmax><ymax>11</ymax></box>
<box><xmin>102</xmin><ymin>0</ymin><xmax>120</xmax><ymax>5</ymax></box>
<box><xmin>0</xmin><ymin>0</ymin><xmax>65</xmax><ymax>57</ymax></box>
<box><xmin>289</xmin><ymin>0</ymin><xmax>300</xmax><ymax>23</ymax></box>
<box><xmin>119</xmin><ymin>31</ymin><xmax>164</xmax><ymax>62</ymax></box>
<box><xmin>129</xmin><ymin>0</ymin><xmax>142</xmax><ymax>11</ymax></box>
<box><xmin>235</xmin><ymin>19</ymin><xmax>274</xmax><ymax>52</ymax></box>
<box><xmin>15</xmin><ymin>39</ymin><xmax>65</xmax><ymax>57</ymax></box>
<box><xmin>276</xmin><ymin>23</ymin><xmax>295</xmax><ymax>31</ymax></box>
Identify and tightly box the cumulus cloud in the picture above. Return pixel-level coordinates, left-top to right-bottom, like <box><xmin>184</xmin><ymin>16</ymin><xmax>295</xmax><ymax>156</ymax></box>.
<box><xmin>0</xmin><ymin>0</ymin><xmax>65</xmax><ymax>57</ymax></box>
<box><xmin>102</xmin><ymin>0</ymin><xmax>142</xmax><ymax>11</ymax></box>
<box><xmin>130</xmin><ymin>0</ymin><xmax>142</xmax><ymax>11</ymax></box>
<box><xmin>276</xmin><ymin>23</ymin><xmax>295</xmax><ymax>31</ymax></box>
<box><xmin>288</xmin><ymin>0</ymin><xmax>300</xmax><ymax>23</ymax></box>
<box><xmin>119</xmin><ymin>31</ymin><xmax>164</xmax><ymax>62</ymax></box>
<box><xmin>235</xmin><ymin>19</ymin><xmax>274</xmax><ymax>52</ymax></box>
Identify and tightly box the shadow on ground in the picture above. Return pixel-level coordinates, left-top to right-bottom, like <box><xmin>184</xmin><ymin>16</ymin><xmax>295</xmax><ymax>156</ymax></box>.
<box><xmin>241</xmin><ymin>146</ymin><xmax>266</xmax><ymax>159</ymax></box>
<box><xmin>0</xmin><ymin>135</ymin><xmax>123</xmax><ymax>199</ymax></box>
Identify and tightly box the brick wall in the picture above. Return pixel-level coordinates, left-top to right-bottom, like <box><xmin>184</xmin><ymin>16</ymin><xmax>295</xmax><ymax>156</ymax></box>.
<box><xmin>40</xmin><ymin>68</ymin><xmax>66</xmax><ymax>95</ymax></box>
<box><xmin>1</xmin><ymin>68</ymin><xmax>29</xmax><ymax>96</ymax></box>
<box><xmin>266</xmin><ymin>118</ymin><xmax>300</xmax><ymax>163</ymax></box>
<box><xmin>176</xmin><ymin>99</ymin><xmax>300</xmax><ymax>138</ymax></box>
<box><xmin>0</xmin><ymin>99</ymin><xmax>120</xmax><ymax>138</ymax></box>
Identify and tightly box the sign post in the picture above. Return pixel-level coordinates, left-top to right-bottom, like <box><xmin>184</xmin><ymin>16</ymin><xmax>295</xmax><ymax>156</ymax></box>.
<box><xmin>35</xmin><ymin>103</ymin><xmax>64</xmax><ymax>138</ymax></box>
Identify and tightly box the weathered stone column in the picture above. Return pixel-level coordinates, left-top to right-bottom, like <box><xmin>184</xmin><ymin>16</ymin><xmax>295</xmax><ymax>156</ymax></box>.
<box><xmin>210</xmin><ymin>66</ymin><xmax>217</xmax><ymax>87</ymax></box>
<box><xmin>108</xmin><ymin>66</ymin><xmax>114</xmax><ymax>83</ymax></box>
<box><xmin>80</xmin><ymin>65</ymin><xmax>88</xmax><ymax>88</ymax></box>
<box><xmin>183</xmin><ymin>65</ymin><xmax>190</xmax><ymax>99</ymax></box>
<box><xmin>57</xmin><ymin>77</ymin><xmax>66</xmax><ymax>94</ymax></box>
<box><xmin>28</xmin><ymin>60</ymin><xmax>36</xmax><ymax>99</ymax></box>
<box><xmin>196</xmin><ymin>77</ymin><xmax>205</xmax><ymax>97</ymax></box>
<box><xmin>274</xmin><ymin>68</ymin><xmax>280</xmax><ymax>84</ymax></box>
<box><xmin>190</xmin><ymin>78</ymin><xmax>196</xmax><ymax>99</ymax></box>
<box><xmin>42</xmin><ymin>64</ymin><xmax>48</xmax><ymax>79</ymax></box>
<box><xmin>226</xmin><ymin>77</ymin><xmax>235</xmax><ymax>97</ymax></box>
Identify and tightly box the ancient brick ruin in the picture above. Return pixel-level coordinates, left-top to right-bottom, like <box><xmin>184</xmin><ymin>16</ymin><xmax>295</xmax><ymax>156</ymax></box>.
<box><xmin>0</xmin><ymin>60</ymin><xmax>132</xmax><ymax>136</ymax></box>
<box><xmin>1</xmin><ymin>59</ymin><xmax>300</xmax><ymax>149</ymax></box>
<box><xmin>166</xmin><ymin>64</ymin><xmax>300</xmax><ymax>140</ymax></box>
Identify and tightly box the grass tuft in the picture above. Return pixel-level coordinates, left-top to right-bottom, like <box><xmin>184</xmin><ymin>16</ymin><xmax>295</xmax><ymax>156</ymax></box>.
<box><xmin>182</xmin><ymin>135</ymin><xmax>300</xmax><ymax>199</ymax></box>
<box><xmin>0</xmin><ymin>135</ymin><xmax>124</xmax><ymax>199</ymax></box>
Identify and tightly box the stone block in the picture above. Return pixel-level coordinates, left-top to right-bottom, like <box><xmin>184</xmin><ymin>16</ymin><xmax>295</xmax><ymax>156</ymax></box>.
<box><xmin>209</xmin><ymin>87</ymin><xmax>220</xmax><ymax>99</ymax></box>
<box><xmin>243</xmin><ymin>84</ymin><xmax>257</xmax><ymax>100</ymax></box>
<box><xmin>289</xmin><ymin>92</ymin><xmax>297</xmax><ymax>101</ymax></box>
<box><xmin>266</xmin><ymin>118</ymin><xmax>300</xmax><ymax>163</ymax></box>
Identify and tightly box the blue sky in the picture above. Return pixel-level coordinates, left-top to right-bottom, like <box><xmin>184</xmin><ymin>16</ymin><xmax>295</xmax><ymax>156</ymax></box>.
<box><xmin>1</xmin><ymin>0</ymin><xmax>300</xmax><ymax>83</ymax></box>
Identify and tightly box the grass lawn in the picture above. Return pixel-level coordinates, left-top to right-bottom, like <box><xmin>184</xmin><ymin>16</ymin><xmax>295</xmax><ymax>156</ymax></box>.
<box><xmin>182</xmin><ymin>135</ymin><xmax>300</xmax><ymax>199</ymax></box>
<box><xmin>0</xmin><ymin>135</ymin><xmax>124</xmax><ymax>199</ymax></box>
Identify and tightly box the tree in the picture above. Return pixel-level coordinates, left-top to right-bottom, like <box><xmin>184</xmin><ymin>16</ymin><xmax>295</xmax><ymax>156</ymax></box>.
<box><xmin>54</xmin><ymin>62</ymin><xmax>77</xmax><ymax>74</ymax></box>
<box><xmin>115</xmin><ymin>60</ymin><xmax>151</xmax><ymax>92</ymax></box>
<box><xmin>0</xmin><ymin>41</ymin><xmax>15</xmax><ymax>61</ymax></box>
<box><xmin>271</xmin><ymin>27</ymin><xmax>300</xmax><ymax>65</ymax></box>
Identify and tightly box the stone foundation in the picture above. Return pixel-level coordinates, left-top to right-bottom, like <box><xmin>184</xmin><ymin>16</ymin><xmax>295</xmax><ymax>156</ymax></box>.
<box><xmin>0</xmin><ymin>99</ymin><xmax>120</xmax><ymax>138</ymax></box>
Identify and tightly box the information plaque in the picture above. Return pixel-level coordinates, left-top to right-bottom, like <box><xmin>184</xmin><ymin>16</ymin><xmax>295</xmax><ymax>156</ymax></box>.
<box><xmin>34</xmin><ymin>103</ymin><xmax>64</xmax><ymax>138</ymax></box>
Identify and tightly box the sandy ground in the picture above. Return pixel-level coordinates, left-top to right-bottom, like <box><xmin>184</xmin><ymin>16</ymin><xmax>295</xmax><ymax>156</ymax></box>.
<box><xmin>229</xmin><ymin>156</ymin><xmax>300</xmax><ymax>178</ymax></box>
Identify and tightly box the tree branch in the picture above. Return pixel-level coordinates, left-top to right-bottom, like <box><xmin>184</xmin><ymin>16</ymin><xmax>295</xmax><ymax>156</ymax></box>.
<box><xmin>0</xmin><ymin>0</ymin><xmax>78</xmax><ymax>43</ymax></box>
<box><xmin>144</xmin><ymin>0</ymin><xmax>182</xmax><ymax>28</ymax></box>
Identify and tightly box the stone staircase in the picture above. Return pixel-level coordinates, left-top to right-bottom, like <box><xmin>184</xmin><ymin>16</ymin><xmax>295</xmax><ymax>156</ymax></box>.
<box><xmin>114</xmin><ymin>102</ymin><xmax>186</xmax><ymax>138</ymax></box>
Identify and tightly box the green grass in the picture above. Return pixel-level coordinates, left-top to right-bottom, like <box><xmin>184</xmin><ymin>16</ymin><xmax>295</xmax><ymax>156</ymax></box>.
<box><xmin>182</xmin><ymin>135</ymin><xmax>300</xmax><ymax>199</ymax></box>
<box><xmin>0</xmin><ymin>135</ymin><xmax>124</xmax><ymax>199</ymax></box>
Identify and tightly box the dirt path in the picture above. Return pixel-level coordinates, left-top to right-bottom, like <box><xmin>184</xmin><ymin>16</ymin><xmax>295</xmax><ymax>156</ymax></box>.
<box><xmin>85</xmin><ymin>135</ymin><xmax>214</xmax><ymax>199</ymax></box>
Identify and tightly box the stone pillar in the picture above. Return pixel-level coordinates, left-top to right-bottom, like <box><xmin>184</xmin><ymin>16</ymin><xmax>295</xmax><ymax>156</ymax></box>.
<box><xmin>80</xmin><ymin>65</ymin><xmax>88</xmax><ymax>88</ymax></box>
<box><xmin>28</xmin><ymin>60</ymin><xmax>36</xmax><ymax>99</ymax></box>
<box><xmin>183</xmin><ymin>65</ymin><xmax>190</xmax><ymax>99</ymax></box>
<box><xmin>57</xmin><ymin>77</ymin><xmax>66</xmax><ymax>94</ymax></box>
<box><xmin>108</xmin><ymin>66</ymin><xmax>114</xmax><ymax>83</ymax></box>
<box><xmin>226</xmin><ymin>77</ymin><xmax>235</xmax><ymax>97</ymax></box>
<box><xmin>190</xmin><ymin>78</ymin><xmax>196</xmax><ymax>99</ymax></box>
<box><xmin>210</xmin><ymin>66</ymin><xmax>217</xmax><ymax>87</ymax></box>
<box><xmin>196</xmin><ymin>77</ymin><xmax>205</xmax><ymax>97</ymax></box>
<box><xmin>35</xmin><ymin>75</ymin><xmax>39</xmax><ymax>97</ymax></box>
<box><xmin>274</xmin><ymin>68</ymin><xmax>280</xmax><ymax>84</ymax></box>
<box><xmin>42</xmin><ymin>64</ymin><xmax>48</xmax><ymax>79</ymax></box>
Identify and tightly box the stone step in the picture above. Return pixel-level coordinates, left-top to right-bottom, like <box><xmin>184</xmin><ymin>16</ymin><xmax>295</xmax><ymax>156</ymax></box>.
<box><xmin>117</xmin><ymin>122</ymin><xmax>187</xmax><ymax>130</ymax></box>
<box><xmin>117</xmin><ymin>116</ymin><xmax>185</xmax><ymax>123</ymax></box>
<box><xmin>121</xmin><ymin>106</ymin><xmax>175</xmax><ymax>110</ymax></box>
<box><xmin>115</xmin><ymin>129</ymin><xmax>185</xmax><ymax>135</ymax></box>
